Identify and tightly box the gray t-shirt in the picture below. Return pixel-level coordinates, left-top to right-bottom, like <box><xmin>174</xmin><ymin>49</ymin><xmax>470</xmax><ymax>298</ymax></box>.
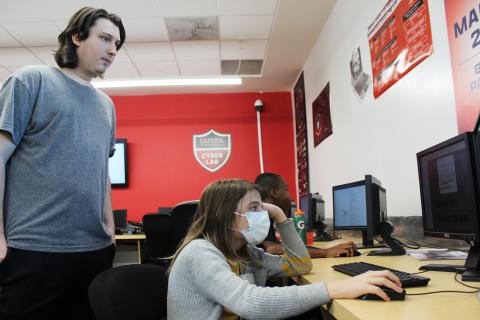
<box><xmin>0</xmin><ymin>65</ymin><xmax>116</xmax><ymax>252</ymax></box>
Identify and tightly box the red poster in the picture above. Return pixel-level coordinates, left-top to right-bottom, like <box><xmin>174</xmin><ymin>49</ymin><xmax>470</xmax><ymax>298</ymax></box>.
<box><xmin>368</xmin><ymin>0</ymin><xmax>433</xmax><ymax>98</ymax></box>
<box><xmin>294</xmin><ymin>73</ymin><xmax>310</xmax><ymax>196</ymax></box>
<box><xmin>312</xmin><ymin>83</ymin><xmax>332</xmax><ymax>147</ymax></box>
<box><xmin>444</xmin><ymin>0</ymin><xmax>480</xmax><ymax>133</ymax></box>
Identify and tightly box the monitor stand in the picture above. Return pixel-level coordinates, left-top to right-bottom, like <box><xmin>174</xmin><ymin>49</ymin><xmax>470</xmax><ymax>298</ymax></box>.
<box><xmin>355</xmin><ymin>230</ymin><xmax>385</xmax><ymax>249</ymax></box>
<box><xmin>314</xmin><ymin>222</ymin><xmax>334</xmax><ymax>242</ymax></box>
<box><xmin>419</xmin><ymin>243</ymin><xmax>480</xmax><ymax>281</ymax></box>
<box><xmin>367</xmin><ymin>222</ymin><xmax>406</xmax><ymax>256</ymax></box>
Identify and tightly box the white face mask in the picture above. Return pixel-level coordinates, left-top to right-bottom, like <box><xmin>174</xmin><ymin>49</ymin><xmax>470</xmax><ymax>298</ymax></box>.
<box><xmin>234</xmin><ymin>210</ymin><xmax>270</xmax><ymax>246</ymax></box>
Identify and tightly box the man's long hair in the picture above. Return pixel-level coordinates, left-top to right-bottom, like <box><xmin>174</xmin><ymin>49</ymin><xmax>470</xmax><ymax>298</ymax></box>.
<box><xmin>54</xmin><ymin>7</ymin><xmax>126</xmax><ymax>68</ymax></box>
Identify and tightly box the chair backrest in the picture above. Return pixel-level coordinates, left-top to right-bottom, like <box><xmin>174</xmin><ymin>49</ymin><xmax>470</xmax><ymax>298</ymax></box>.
<box><xmin>170</xmin><ymin>200</ymin><xmax>199</xmax><ymax>246</ymax></box>
<box><xmin>89</xmin><ymin>264</ymin><xmax>168</xmax><ymax>320</ymax></box>
<box><xmin>158</xmin><ymin>207</ymin><xmax>173</xmax><ymax>215</ymax></box>
<box><xmin>142</xmin><ymin>214</ymin><xmax>176</xmax><ymax>261</ymax></box>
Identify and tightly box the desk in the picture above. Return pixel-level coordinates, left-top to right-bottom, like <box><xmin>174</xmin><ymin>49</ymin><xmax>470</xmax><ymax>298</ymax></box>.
<box><xmin>298</xmin><ymin>237</ymin><xmax>479</xmax><ymax>320</ymax></box>
<box><xmin>114</xmin><ymin>234</ymin><xmax>146</xmax><ymax>264</ymax></box>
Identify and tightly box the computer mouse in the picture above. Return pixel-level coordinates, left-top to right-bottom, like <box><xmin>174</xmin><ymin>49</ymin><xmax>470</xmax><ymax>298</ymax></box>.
<box><xmin>359</xmin><ymin>287</ymin><xmax>406</xmax><ymax>301</ymax></box>
<box><xmin>339</xmin><ymin>250</ymin><xmax>361</xmax><ymax>257</ymax></box>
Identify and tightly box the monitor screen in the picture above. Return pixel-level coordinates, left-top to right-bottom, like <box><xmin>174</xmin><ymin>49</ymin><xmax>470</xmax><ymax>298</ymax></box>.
<box><xmin>417</xmin><ymin>132</ymin><xmax>480</xmax><ymax>281</ymax></box>
<box><xmin>109</xmin><ymin>139</ymin><xmax>128</xmax><ymax>188</ymax></box>
<box><xmin>113</xmin><ymin>209</ymin><xmax>128</xmax><ymax>233</ymax></box>
<box><xmin>417</xmin><ymin>133</ymin><xmax>479</xmax><ymax>240</ymax></box>
<box><xmin>333</xmin><ymin>175</ymin><xmax>386</xmax><ymax>248</ymax></box>
<box><xmin>333</xmin><ymin>183</ymin><xmax>367</xmax><ymax>228</ymax></box>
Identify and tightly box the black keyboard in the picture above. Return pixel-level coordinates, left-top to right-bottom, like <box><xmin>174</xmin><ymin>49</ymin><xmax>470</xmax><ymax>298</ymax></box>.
<box><xmin>332</xmin><ymin>262</ymin><xmax>430</xmax><ymax>287</ymax></box>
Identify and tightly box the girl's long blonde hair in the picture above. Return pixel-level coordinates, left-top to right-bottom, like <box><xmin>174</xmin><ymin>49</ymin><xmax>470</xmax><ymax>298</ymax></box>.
<box><xmin>169</xmin><ymin>179</ymin><xmax>258</xmax><ymax>272</ymax></box>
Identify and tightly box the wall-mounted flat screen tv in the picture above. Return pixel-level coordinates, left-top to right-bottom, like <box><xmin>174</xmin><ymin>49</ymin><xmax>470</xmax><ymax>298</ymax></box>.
<box><xmin>109</xmin><ymin>138</ymin><xmax>128</xmax><ymax>188</ymax></box>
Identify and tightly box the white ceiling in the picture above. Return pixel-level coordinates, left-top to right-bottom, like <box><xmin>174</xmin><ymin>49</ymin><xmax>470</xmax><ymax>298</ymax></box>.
<box><xmin>0</xmin><ymin>0</ymin><xmax>336</xmax><ymax>95</ymax></box>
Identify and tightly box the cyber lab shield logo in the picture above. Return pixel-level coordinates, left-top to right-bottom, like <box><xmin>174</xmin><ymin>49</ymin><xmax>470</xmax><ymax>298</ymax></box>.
<box><xmin>193</xmin><ymin>129</ymin><xmax>231</xmax><ymax>172</ymax></box>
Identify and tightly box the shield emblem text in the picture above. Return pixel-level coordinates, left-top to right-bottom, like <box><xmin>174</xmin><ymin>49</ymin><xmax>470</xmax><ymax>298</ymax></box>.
<box><xmin>193</xmin><ymin>130</ymin><xmax>231</xmax><ymax>172</ymax></box>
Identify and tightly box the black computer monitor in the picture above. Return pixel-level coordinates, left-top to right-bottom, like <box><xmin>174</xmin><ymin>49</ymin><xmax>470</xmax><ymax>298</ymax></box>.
<box><xmin>113</xmin><ymin>209</ymin><xmax>128</xmax><ymax>234</ymax></box>
<box><xmin>417</xmin><ymin>131</ymin><xmax>480</xmax><ymax>281</ymax></box>
<box><xmin>475</xmin><ymin>112</ymin><xmax>480</xmax><ymax>132</ymax></box>
<box><xmin>300</xmin><ymin>193</ymin><xmax>333</xmax><ymax>241</ymax></box>
<box><xmin>333</xmin><ymin>175</ymin><xmax>403</xmax><ymax>255</ymax></box>
<box><xmin>109</xmin><ymin>139</ymin><xmax>128</xmax><ymax>188</ymax></box>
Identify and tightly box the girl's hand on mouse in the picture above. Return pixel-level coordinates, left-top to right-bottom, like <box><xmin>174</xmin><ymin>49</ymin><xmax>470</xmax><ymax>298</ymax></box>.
<box><xmin>326</xmin><ymin>270</ymin><xmax>402</xmax><ymax>301</ymax></box>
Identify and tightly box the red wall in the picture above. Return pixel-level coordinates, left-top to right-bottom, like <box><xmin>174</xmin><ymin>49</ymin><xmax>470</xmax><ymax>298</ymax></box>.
<box><xmin>110</xmin><ymin>92</ymin><xmax>297</xmax><ymax>222</ymax></box>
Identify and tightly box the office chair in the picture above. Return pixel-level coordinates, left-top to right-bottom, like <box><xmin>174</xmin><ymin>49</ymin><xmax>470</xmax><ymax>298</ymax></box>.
<box><xmin>158</xmin><ymin>207</ymin><xmax>173</xmax><ymax>215</ymax></box>
<box><xmin>142</xmin><ymin>213</ymin><xmax>176</xmax><ymax>266</ymax></box>
<box><xmin>88</xmin><ymin>264</ymin><xmax>168</xmax><ymax>320</ymax></box>
<box><xmin>170</xmin><ymin>200</ymin><xmax>199</xmax><ymax>247</ymax></box>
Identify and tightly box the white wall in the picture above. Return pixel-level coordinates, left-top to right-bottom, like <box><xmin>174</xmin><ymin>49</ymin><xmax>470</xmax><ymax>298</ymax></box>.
<box><xmin>301</xmin><ymin>0</ymin><xmax>458</xmax><ymax>217</ymax></box>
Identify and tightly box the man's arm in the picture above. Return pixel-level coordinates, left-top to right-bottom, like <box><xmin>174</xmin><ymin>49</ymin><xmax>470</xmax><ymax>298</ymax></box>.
<box><xmin>103</xmin><ymin>175</ymin><xmax>115</xmax><ymax>245</ymax></box>
<box><xmin>0</xmin><ymin>132</ymin><xmax>17</xmax><ymax>263</ymax></box>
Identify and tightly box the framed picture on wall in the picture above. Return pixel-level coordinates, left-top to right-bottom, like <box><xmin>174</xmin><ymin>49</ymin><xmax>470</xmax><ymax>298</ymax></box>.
<box><xmin>312</xmin><ymin>83</ymin><xmax>332</xmax><ymax>147</ymax></box>
<box><xmin>294</xmin><ymin>72</ymin><xmax>310</xmax><ymax>196</ymax></box>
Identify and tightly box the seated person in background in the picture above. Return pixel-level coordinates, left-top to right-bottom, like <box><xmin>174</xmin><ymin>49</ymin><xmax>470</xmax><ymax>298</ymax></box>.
<box><xmin>255</xmin><ymin>173</ymin><xmax>357</xmax><ymax>257</ymax></box>
<box><xmin>167</xmin><ymin>179</ymin><xmax>402</xmax><ymax>320</ymax></box>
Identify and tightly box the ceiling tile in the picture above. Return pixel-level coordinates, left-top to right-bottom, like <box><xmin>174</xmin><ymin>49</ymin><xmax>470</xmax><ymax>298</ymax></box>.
<box><xmin>220</xmin><ymin>16</ymin><xmax>273</xmax><ymax>40</ymax></box>
<box><xmin>122</xmin><ymin>18</ymin><xmax>169</xmax><ymax>42</ymax></box>
<box><xmin>2</xmin><ymin>22</ymin><xmax>60</xmax><ymax>46</ymax></box>
<box><xmin>165</xmin><ymin>16</ymin><xmax>218</xmax><ymax>41</ymax></box>
<box><xmin>158</xmin><ymin>0</ymin><xmax>219</xmax><ymax>17</ymax></box>
<box><xmin>221</xmin><ymin>40</ymin><xmax>267</xmax><ymax>60</ymax></box>
<box><xmin>219</xmin><ymin>0</ymin><xmax>277</xmax><ymax>15</ymax></box>
<box><xmin>29</xmin><ymin>46</ymin><xmax>57</xmax><ymax>65</ymax></box>
<box><xmin>172</xmin><ymin>41</ymin><xmax>219</xmax><ymax>61</ymax></box>
<box><xmin>0</xmin><ymin>47</ymin><xmax>43</xmax><ymax>67</ymax></box>
<box><xmin>104</xmin><ymin>62</ymin><xmax>140</xmax><ymax>79</ymax></box>
<box><xmin>98</xmin><ymin>0</ymin><xmax>162</xmax><ymax>18</ymax></box>
<box><xmin>0</xmin><ymin>25</ymin><xmax>20</xmax><ymax>47</ymax></box>
<box><xmin>0</xmin><ymin>0</ymin><xmax>99</xmax><ymax>22</ymax></box>
<box><xmin>177</xmin><ymin>60</ymin><xmax>220</xmax><ymax>76</ymax></box>
<box><xmin>113</xmin><ymin>49</ymin><xmax>131</xmax><ymax>63</ymax></box>
<box><xmin>125</xmin><ymin>42</ymin><xmax>174</xmax><ymax>62</ymax></box>
<box><xmin>0</xmin><ymin>66</ymin><xmax>11</xmax><ymax>84</ymax></box>
<box><xmin>135</xmin><ymin>61</ymin><xmax>179</xmax><ymax>77</ymax></box>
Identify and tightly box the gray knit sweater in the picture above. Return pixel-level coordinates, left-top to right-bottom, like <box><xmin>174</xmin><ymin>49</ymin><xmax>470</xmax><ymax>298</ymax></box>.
<box><xmin>167</xmin><ymin>220</ymin><xmax>331</xmax><ymax>320</ymax></box>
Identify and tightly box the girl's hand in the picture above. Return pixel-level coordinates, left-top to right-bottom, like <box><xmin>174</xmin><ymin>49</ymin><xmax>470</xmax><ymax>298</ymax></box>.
<box><xmin>326</xmin><ymin>270</ymin><xmax>403</xmax><ymax>301</ymax></box>
<box><xmin>262</xmin><ymin>202</ymin><xmax>288</xmax><ymax>224</ymax></box>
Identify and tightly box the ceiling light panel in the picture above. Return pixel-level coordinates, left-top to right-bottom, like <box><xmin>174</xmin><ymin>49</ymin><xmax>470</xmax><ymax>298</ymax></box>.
<box><xmin>172</xmin><ymin>41</ymin><xmax>219</xmax><ymax>61</ymax></box>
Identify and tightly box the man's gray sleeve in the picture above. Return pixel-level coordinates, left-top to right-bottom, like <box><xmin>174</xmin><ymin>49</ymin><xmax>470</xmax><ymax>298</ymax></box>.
<box><xmin>0</xmin><ymin>76</ymin><xmax>36</xmax><ymax>145</ymax></box>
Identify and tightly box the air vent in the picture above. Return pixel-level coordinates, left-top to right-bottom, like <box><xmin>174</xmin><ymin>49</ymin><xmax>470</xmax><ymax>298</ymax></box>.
<box><xmin>165</xmin><ymin>17</ymin><xmax>219</xmax><ymax>41</ymax></box>
<box><xmin>221</xmin><ymin>60</ymin><xmax>263</xmax><ymax>75</ymax></box>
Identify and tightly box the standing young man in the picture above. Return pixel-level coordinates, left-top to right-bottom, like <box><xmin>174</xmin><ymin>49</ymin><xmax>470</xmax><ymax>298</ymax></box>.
<box><xmin>255</xmin><ymin>173</ymin><xmax>358</xmax><ymax>258</ymax></box>
<box><xmin>0</xmin><ymin>7</ymin><xmax>125</xmax><ymax>320</ymax></box>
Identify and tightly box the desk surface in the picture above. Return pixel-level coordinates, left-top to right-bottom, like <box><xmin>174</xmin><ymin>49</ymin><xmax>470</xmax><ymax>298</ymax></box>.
<box><xmin>300</xmin><ymin>237</ymin><xmax>479</xmax><ymax>320</ymax></box>
<box><xmin>115</xmin><ymin>233</ymin><xmax>146</xmax><ymax>240</ymax></box>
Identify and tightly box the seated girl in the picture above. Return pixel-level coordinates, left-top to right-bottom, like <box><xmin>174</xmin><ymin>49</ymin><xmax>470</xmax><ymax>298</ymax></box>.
<box><xmin>167</xmin><ymin>179</ymin><xmax>402</xmax><ymax>320</ymax></box>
